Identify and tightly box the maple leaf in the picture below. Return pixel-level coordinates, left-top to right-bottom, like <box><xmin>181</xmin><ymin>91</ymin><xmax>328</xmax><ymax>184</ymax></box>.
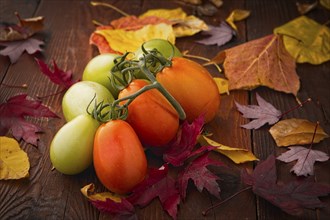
<box><xmin>0</xmin><ymin>38</ymin><xmax>44</xmax><ymax>63</ymax></box>
<box><xmin>235</xmin><ymin>93</ymin><xmax>281</xmax><ymax>129</ymax></box>
<box><xmin>35</xmin><ymin>59</ymin><xmax>77</xmax><ymax>89</ymax></box>
<box><xmin>196</xmin><ymin>22</ymin><xmax>235</xmax><ymax>46</ymax></box>
<box><xmin>241</xmin><ymin>155</ymin><xmax>330</xmax><ymax>215</ymax></box>
<box><xmin>0</xmin><ymin>94</ymin><xmax>58</xmax><ymax>145</ymax></box>
<box><xmin>178</xmin><ymin>153</ymin><xmax>225</xmax><ymax>200</ymax></box>
<box><xmin>277</xmin><ymin>146</ymin><xmax>329</xmax><ymax>176</ymax></box>
<box><xmin>218</xmin><ymin>34</ymin><xmax>300</xmax><ymax>96</ymax></box>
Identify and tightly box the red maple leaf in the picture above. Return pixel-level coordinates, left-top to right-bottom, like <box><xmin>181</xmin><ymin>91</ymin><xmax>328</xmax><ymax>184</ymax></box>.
<box><xmin>241</xmin><ymin>155</ymin><xmax>330</xmax><ymax>215</ymax></box>
<box><xmin>35</xmin><ymin>58</ymin><xmax>77</xmax><ymax>89</ymax></box>
<box><xmin>0</xmin><ymin>94</ymin><xmax>58</xmax><ymax>145</ymax></box>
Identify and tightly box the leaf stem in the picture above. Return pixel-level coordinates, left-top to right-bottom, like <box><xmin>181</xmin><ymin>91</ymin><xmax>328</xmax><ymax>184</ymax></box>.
<box><xmin>1</xmin><ymin>83</ymin><xmax>28</xmax><ymax>89</ymax></box>
<box><xmin>279</xmin><ymin>98</ymin><xmax>312</xmax><ymax>118</ymax></box>
<box><xmin>90</xmin><ymin>1</ymin><xmax>130</xmax><ymax>17</ymax></box>
<box><xmin>202</xmin><ymin>186</ymin><xmax>252</xmax><ymax>216</ymax></box>
<box><xmin>183</xmin><ymin>50</ymin><xmax>222</xmax><ymax>73</ymax></box>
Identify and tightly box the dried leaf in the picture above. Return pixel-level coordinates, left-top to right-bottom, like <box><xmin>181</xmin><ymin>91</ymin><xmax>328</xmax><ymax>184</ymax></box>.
<box><xmin>0</xmin><ymin>38</ymin><xmax>44</xmax><ymax>63</ymax></box>
<box><xmin>221</xmin><ymin>34</ymin><xmax>300</xmax><ymax>96</ymax></box>
<box><xmin>196</xmin><ymin>3</ymin><xmax>218</xmax><ymax>17</ymax></box>
<box><xmin>321</xmin><ymin>0</ymin><xmax>330</xmax><ymax>9</ymax></box>
<box><xmin>199</xmin><ymin>135</ymin><xmax>258</xmax><ymax>163</ymax></box>
<box><xmin>269</xmin><ymin>119</ymin><xmax>329</xmax><ymax>147</ymax></box>
<box><xmin>0</xmin><ymin>94</ymin><xmax>58</xmax><ymax>145</ymax></box>
<box><xmin>110</xmin><ymin>15</ymin><xmax>172</xmax><ymax>30</ymax></box>
<box><xmin>296</xmin><ymin>1</ymin><xmax>318</xmax><ymax>14</ymax></box>
<box><xmin>277</xmin><ymin>146</ymin><xmax>329</xmax><ymax>176</ymax></box>
<box><xmin>0</xmin><ymin>136</ymin><xmax>30</xmax><ymax>179</ymax></box>
<box><xmin>274</xmin><ymin>16</ymin><xmax>330</xmax><ymax>64</ymax></box>
<box><xmin>235</xmin><ymin>93</ymin><xmax>281</xmax><ymax>129</ymax></box>
<box><xmin>213</xmin><ymin>77</ymin><xmax>229</xmax><ymax>95</ymax></box>
<box><xmin>226</xmin><ymin>9</ymin><xmax>250</xmax><ymax>31</ymax></box>
<box><xmin>241</xmin><ymin>155</ymin><xmax>330</xmax><ymax>215</ymax></box>
<box><xmin>196</xmin><ymin>22</ymin><xmax>235</xmax><ymax>46</ymax></box>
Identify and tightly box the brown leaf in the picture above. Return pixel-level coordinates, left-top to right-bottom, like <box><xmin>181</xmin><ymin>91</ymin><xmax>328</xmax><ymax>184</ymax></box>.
<box><xmin>220</xmin><ymin>34</ymin><xmax>300</xmax><ymax>96</ymax></box>
<box><xmin>269</xmin><ymin>119</ymin><xmax>329</xmax><ymax>147</ymax></box>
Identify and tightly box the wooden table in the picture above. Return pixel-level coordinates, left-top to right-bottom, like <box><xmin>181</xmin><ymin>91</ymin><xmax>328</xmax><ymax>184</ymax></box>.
<box><xmin>1</xmin><ymin>0</ymin><xmax>329</xmax><ymax>219</ymax></box>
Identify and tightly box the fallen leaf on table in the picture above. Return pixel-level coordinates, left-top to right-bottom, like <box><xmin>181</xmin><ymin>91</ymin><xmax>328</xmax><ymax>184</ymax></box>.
<box><xmin>0</xmin><ymin>94</ymin><xmax>58</xmax><ymax>146</ymax></box>
<box><xmin>269</xmin><ymin>119</ymin><xmax>329</xmax><ymax>147</ymax></box>
<box><xmin>225</xmin><ymin>9</ymin><xmax>250</xmax><ymax>31</ymax></box>
<box><xmin>178</xmin><ymin>153</ymin><xmax>225</xmax><ymax>200</ymax></box>
<box><xmin>196</xmin><ymin>3</ymin><xmax>218</xmax><ymax>16</ymax></box>
<box><xmin>0</xmin><ymin>38</ymin><xmax>44</xmax><ymax>63</ymax></box>
<box><xmin>296</xmin><ymin>1</ymin><xmax>318</xmax><ymax>14</ymax></box>
<box><xmin>235</xmin><ymin>93</ymin><xmax>281</xmax><ymax>129</ymax></box>
<box><xmin>0</xmin><ymin>12</ymin><xmax>44</xmax><ymax>41</ymax></box>
<box><xmin>320</xmin><ymin>0</ymin><xmax>330</xmax><ymax>10</ymax></box>
<box><xmin>110</xmin><ymin>15</ymin><xmax>172</xmax><ymax>30</ymax></box>
<box><xmin>277</xmin><ymin>146</ymin><xmax>329</xmax><ymax>176</ymax></box>
<box><xmin>241</xmin><ymin>155</ymin><xmax>330</xmax><ymax>215</ymax></box>
<box><xmin>35</xmin><ymin>59</ymin><xmax>77</xmax><ymax>89</ymax></box>
<box><xmin>196</xmin><ymin>22</ymin><xmax>235</xmax><ymax>46</ymax></box>
<box><xmin>213</xmin><ymin>77</ymin><xmax>229</xmax><ymax>95</ymax></box>
<box><xmin>218</xmin><ymin>34</ymin><xmax>300</xmax><ymax>96</ymax></box>
<box><xmin>274</xmin><ymin>16</ymin><xmax>330</xmax><ymax>64</ymax></box>
<box><xmin>0</xmin><ymin>136</ymin><xmax>30</xmax><ymax>180</ymax></box>
<box><xmin>199</xmin><ymin>135</ymin><xmax>258</xmax><ymax>163</ymax></box>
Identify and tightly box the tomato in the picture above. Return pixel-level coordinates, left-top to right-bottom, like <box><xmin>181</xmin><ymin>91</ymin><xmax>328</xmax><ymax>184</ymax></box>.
<box><xmin>82</xmin><ymin>53</ymin><xmax>123</xmax><ymax>97</ymax></box>
<box><xmin>93</xmin><ymin>120</ymin><xmax>147</xmax><ymax>194</ymax></box>
<box><xmin>62</xmin><ymin>81</ymin><xmax>114</xmax><ymax>122</ymax></box>
<box><xmin>118</xmin><ymin>79</ymin><xmax>179</xmax><ymax>147</ymax></box>
<box><xmin>156</xmin><ymin>57</ymin><xmax>220</xmax><ymax>123</ymax></box>
<box><xmin>50</xmin><ymin>114</ymin><xmax>100</xmax><ymax>175</ymax></box>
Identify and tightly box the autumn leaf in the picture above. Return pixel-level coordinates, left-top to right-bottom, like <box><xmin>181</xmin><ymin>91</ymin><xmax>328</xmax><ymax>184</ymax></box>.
<box><xmin>110</xmin><ymin>15</ymin><xmax>172</xmax><ymax>30</ymax></box>
<box><xmin>225</xmin><ymin>9</ymin><xmax>250</xmax><ymax>31</ymax></box>
<box><xmin>213</xmin><ymin>77</ymin><xmax>229</xmax><ymax>95</ymax></box>
<box><xmin>218</xmin><ymin>34</ymin><xmax>300</xmax><ymax>96</ymax></box>
<box><xmin>241</xmin><ymin>155</ymin><xmax>330</xmax><ymax>215</ymax></box>
<box><xmin>0</xmin><ymin>94</ymin><xmax>58</xmax><ymax>145</ymax></box>
<box><xmin>277</xmin><ymin>146</ymin><xmax>329</xmax><ymax>176</ymax></box>
<box><xmin>296</xmin><ymin>1</ymin><xmax>318</xmax><ymax>14</ymax></box>
<box><xmin>35</xmin><ymin>59</ymin><xmax>77</xmax><ymax>89</ymax></box>
<box><xmin>321</xmin><ymin>0</ymin><xmax>330</xmax><ymax>9</ymax></box>
<box><xmin>0</xmin><ymin>136</ymin><xmax>30</xmax><ymax>180</ymax></box>
<box><xmin>196</xmin><ymin>22</ymin><xmax>235</xmax><ymax>47</ymax></box>
<box><xmin>0</xmin><ymin>38</ymin><xmax>44</xmax><ymax>63</ymax></box>
<box><xmin>178</xmin><ymin>153</ymin><xmax>225</xmax><ymax>200</ymax></box>
<box><xmin>269</xmin><ymin>119</ymin><xmax>329</xmax><ymax>147</ymax></box>
<box><xmin>274</xmin><ymin>16</ymin><xmax>330</xmax><ymax>64</ymax></box>
<box><xmin>235</xmin><ymin>93</ymin><xmax>281</xmax><ymax>129</ymax></box>
<box><xmin>199</xmin><ymin>135</ymin><xmax>258</xmax><ymax>164</ymax></box>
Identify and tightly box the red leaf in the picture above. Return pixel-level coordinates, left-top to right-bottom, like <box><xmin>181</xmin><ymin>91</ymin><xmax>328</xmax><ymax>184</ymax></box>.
<box><xmin>91</xmin><ymin>198</ymin><xmax>136</xmax><ymax>219</ymax></box>
<box><xmin>178</xmin><ymin>153</ymin><xmax>225</xmax><ymax>200</ymax></box>
<box><xmin>163</xmin><ymin>115</ymin><xmax>205</xmax><ymax>166</ymax></box>
<box><xmin>242</xmin><ymin>155</ymin><xmax>330</xmax><ymax>215</ymax></box>
<box><xmin>35</xmin><ymin>59</ymin><xmax>77</xmax><ymax>89</ymax></box>
<box><xmin>0</xmin><ymin>38</ymin><xmax>43</xmax><ymax>63</ymax></box>
<box><xmin>0</xmin><ymin>94</ymin><xmax>58</xmax><ymax>145</ymax></box>
<box><xmin>196</xmin><ymin>22</ymin><xmax>235</xmax><ymax>46</ymax></box>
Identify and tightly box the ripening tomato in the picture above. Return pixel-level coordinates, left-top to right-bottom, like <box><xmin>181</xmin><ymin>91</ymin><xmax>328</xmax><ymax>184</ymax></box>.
<box><xmin>93</xmin><ymin>120</ymin><xmax>147</xmax><ymax>194</ymax></box>
<box><xmin>118</xmin><ymin>79</ymin><xmax>179</xmax><ymax>147</ymax></box>
<box><xmin>156</xmin><ymin>57</ymin><xmax>220</xmax><ymax>123</ymax></box>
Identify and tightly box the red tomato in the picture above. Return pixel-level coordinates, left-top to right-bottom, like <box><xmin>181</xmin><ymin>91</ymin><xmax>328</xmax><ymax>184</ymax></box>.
<box><xmin>118</xmin><ymin>79</ymin><xmax>179</xmax><ymax>147</ymax></box>
<box><xmin>156</xmin><ymin>57</ymin><xmax>220</xmax><ymax>123</ymax></box>
<box><xmin>93</xmin><ymin>120</ymin><xmax>147</xmax><ymax>194</ymax></box>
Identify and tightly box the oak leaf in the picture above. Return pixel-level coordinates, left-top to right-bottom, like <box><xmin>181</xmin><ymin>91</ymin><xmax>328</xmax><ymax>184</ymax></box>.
<box><xmin>235</xmin><ymin>93</ymin><xmax>281</xmax><ymax>129</ymax></box>
<box><xmin>196</xmin><ymin>22</ymin><xmax>235</xmax><ymax>47</ymax></box>
<box><xmin>219</xmin><ymin>34</ymin><xmax>300</xmax><ymax>96</ymax></box>
<box><xmin>269</xmin><ymin>119</ymin><xmax>329</xmax><ymax>147</ymax></box>
<box><xmin>0</xmin><ymin>38</ymin><xmax>44</xmax><ymax>63</ymax></box>
<box><xmin>225</xmin><ymin>9</ymin><xmax>250</xmax><ymax>31</ymax></box>
<box><xmin>277</xmin><ymin>146</ymin><xmax>329</xmax><ymax>176</ymax></box>
<box><xmin>274</xmin><ymin>16</ymin><xmax>330</xmax><ymax>64</ymax></box>
<box><xmin>241</xmin><ymin>155</ymin><xmax>330</xmax><ymax>215</ymax></box>
<box><xmin>0</xmin><ymin>136</ymin><xmax>30</xmax><ymax>180</ymax></box>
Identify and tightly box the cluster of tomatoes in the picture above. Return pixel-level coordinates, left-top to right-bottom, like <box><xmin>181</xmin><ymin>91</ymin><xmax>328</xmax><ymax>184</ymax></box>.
<box><xmin>50</xmin><ymin>39</ymin><xmax>220</xmax><ymax>194</ymax></box>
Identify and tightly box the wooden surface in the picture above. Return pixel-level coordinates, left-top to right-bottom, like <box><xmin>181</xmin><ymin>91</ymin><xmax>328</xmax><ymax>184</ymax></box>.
<box><xmin>0</xmin><ymin>0</ymin><xmax>329</xmax><ymax>219</ymax></box>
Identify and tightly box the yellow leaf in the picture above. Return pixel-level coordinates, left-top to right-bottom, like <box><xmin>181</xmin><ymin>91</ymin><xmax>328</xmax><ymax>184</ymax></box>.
<box><xmin>320</xmin><ymin>0</ymin><xmax>330</xmax><ymax>10</ymax></box>
<box><xmin>213</xmin><ymin>77</ymin><xmax>229</xmax><ymax>95</ymax></box>
<box><xmin>274</xmin><ymin>16</ymin><xmax>330</xmax><ymax>64</ymax></box>
<box><xmin>199</xmin><ymin>135</ymin><xmax>258</xmax><ymax>164</ymax></box>
<box><xmin>226</xmin><ymin>9</ymin><xmax>251</xmax><ymax>31</ymax></box>
<box><xmin>269</xmin><ymin>119</ymin><xmax>329</xmax><ymax>147</ymax></box>
<box><xmin>0</xmin><ymin>136</ymin><xmax>30</xmax><ymax>180</ymax></box>
<box><xmin>81</xmin><ymin>183</ymin><xmax>122</xmax><ymax>203</ymax></box>
<box><xmin>95</xmin><ymin>23</ymin><xmax>175</xmax><ymax>54</ymax></box>
<box><xmin>140</xmin><ymin>8</ymin><xmax>187</xmax><ymax>21</ymax></box>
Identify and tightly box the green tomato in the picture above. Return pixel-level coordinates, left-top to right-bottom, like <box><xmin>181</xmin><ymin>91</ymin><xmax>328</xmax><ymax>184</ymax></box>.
<box><xmin>62</xmin><ymin>81</ymin><xmax>113</xmax><ymax>122</ymax></box>
<box><xmin>50</xmin><ymin>114</ymin><xmax>100</xmax><ymax>175</ymax></box>
<box><xmin>82</xmin><ymin>53</ymin><xmax>123</xmax><ymax>97</ymax></box>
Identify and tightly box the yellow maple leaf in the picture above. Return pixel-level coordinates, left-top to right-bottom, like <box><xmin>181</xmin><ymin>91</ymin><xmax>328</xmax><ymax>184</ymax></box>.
<box><xmin>225</xmin><ymin>9</ymin><xmax>251</xmax><ymax>31</ymax></box>
<box><xmin>213</xmin><ymin>77</ymin><xmax>229</xmax><ymax>95</ymax></box>
<box><xmin>0</xmin><ymin>136</ymin><xmax>30</xmax><ymax>180</ymax></box>
<box><xmin>199</xmin><ymin>135</ymin><xmax>258</xmax><ymax>164</ymax></box>
<box><xmin>81</xmin><ymin>183</ymin><xmax>123</xmax><ymax>202</ymax></box>
<box><xmin>95</xmin><ymin>23</ymin><xmax>175</xmax><ymax>54</ymax></box>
